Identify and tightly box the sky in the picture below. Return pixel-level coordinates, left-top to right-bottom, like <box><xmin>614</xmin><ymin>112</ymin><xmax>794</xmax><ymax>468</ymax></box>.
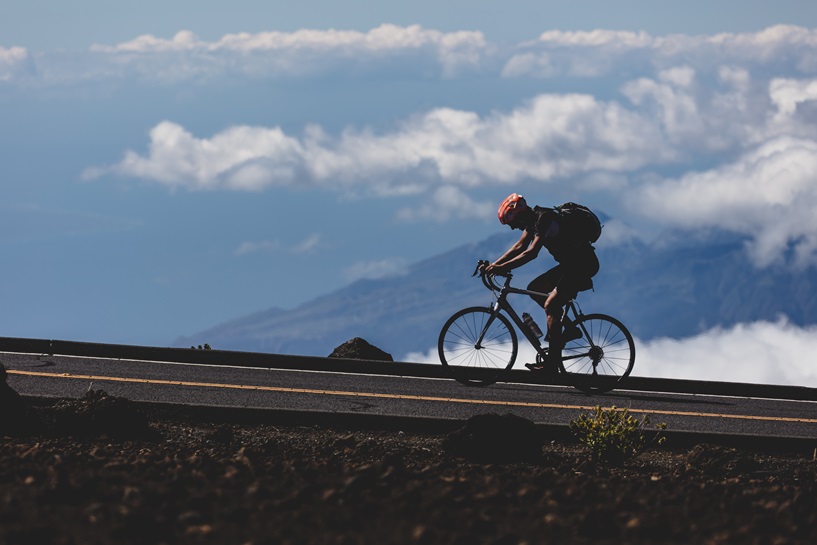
<box><xmin>3</xmin><ymin>1</ymin><xmax>817</xmax><ymax>384</ymax></box>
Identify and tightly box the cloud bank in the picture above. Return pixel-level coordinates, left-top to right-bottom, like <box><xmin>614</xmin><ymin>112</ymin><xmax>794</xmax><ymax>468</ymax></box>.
<box><xmin>84</xmin><ymin>56</ymin><xmax>817</xmax><ymax>266</ymax></box>
<box><xmin>5</xmin><ymin>24</ymin><xmax>816</xmax><ymax>86</ymax></box>
<box><xmin>634</xmin><ymin>136</ymin><xmax>817</xmax><ymax>267</ymax></box>
<box><xmin>14</xmin><ymin>22</ymin><xmax>813</xmax><ymax>268</ymax></box>
<box><xmin>504</xmin><ymin>25</ymin><xmax>817</xmax><ymax>78</ymax></box>
<box><xmin>90</xmin><ymin>25</ymin><xmax>488</xmax><ymax>75</ymax></box>
<box><xmin>84</xmin><ymin>93</ymin><xmax>662</xmax><ymax>192</ymax></box>
<box><xmin>405</xmin><ymin>318</ymin><xmax>817</xmax><ymax>388</ymax></box>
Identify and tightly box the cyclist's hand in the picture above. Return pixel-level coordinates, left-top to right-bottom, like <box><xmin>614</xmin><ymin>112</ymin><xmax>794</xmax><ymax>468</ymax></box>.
<box><xmin>484</xmin><ymin>262</ymin><xmax>505</xmax><ymax>276</ymax></box>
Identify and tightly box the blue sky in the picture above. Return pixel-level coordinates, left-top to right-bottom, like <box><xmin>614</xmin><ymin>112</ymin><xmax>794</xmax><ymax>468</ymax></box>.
<box><xmin>3</xmin><ymin>0</ymin><xmax>817</xmax><ymax>360</ymax></box>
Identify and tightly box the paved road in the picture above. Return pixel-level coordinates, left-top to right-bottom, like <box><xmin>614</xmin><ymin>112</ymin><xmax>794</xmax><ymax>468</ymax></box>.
<box><xmin>4</xmin><ymin>350</ymin><xmax>817</xmax><ymax>442</ymax></box>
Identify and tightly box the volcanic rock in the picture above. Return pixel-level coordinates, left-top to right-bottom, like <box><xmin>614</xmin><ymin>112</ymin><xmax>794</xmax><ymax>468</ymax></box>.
<box><xmin>328</xmin><ymin>338</ymin><xmax>394</xmax><ymax>361</ymax></box>
<box><xmin>444</xmin><ymin>413</ymin><xmax>544</xmax><ymax>463</ymax></box>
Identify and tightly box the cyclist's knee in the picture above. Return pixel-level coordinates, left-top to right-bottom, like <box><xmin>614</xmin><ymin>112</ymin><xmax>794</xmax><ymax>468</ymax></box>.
<box><xmin>545</xmin><ymin>300</ymin><xmax>564</xmax><ymax>318</ymax></box>
<box><xmin>544</xmin><ymin>292</ymin><xmax>567</xmax><ymax>316</ymax></box>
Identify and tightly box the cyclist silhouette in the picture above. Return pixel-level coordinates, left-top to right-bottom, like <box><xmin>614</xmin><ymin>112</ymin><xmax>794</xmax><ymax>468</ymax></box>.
<box><xmin>484</xmin><ymin>193</ymin><xmax>599</xmax><ymax>372</ymax></box>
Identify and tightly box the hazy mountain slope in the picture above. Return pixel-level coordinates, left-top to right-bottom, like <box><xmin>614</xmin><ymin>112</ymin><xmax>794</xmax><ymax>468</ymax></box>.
<box><xmin>176</xmin><ymin>234</ymin><xmax>511</xmax><ymax>357</ymax></box>
<box><xmin>177</xmin><ymin>233</ymin><xmax>817</xmax><ymax>359</ymax></box>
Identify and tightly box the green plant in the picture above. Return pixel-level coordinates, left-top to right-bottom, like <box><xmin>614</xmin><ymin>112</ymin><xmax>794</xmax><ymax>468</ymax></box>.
<box><xmin>569</xmin><ymin>405</ymin><xmax>666</xmax><ymax>465</ymax></box>
<box><xmin>191</xmin><ymin>344</ymin><xmax>212</xmax><ymax>350</ymax></box>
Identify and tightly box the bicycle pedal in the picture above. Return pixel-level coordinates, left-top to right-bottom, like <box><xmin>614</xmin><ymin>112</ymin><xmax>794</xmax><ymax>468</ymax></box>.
<box><xmin>525</xmin><ymin>362</ymin><xmax>558</xmax><ymax>374</ymax></box>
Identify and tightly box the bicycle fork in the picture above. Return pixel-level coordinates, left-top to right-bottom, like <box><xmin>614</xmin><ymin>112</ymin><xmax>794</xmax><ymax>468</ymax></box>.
<box><xmin>473</xmin><ymin>302</ymin><xmax>503</xmax><ymax>349</ymax></box>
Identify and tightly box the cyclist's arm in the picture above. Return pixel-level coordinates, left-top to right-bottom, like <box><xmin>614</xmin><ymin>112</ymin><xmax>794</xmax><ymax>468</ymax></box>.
<box><xmin>488</xmin><ymin>231</ymin><xmax>542</xmax><ymax>273</ymax></box>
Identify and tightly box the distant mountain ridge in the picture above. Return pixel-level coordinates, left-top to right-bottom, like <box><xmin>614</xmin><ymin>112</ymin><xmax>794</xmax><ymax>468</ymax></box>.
<box><xmin>176</xmin><ymin>233</ymin><xmax>817</xmax><ymax>359</ymax></box>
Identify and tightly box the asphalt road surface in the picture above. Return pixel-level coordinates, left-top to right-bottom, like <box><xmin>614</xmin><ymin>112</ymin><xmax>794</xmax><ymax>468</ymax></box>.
<box><xmin>4</xmin><ymin>350</ymin><xmax>817</xmax><ymax>443</ymax></box>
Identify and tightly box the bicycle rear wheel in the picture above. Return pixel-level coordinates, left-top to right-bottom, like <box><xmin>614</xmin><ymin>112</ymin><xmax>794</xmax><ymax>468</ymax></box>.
<box><xmin>438</xmin><ymin>306</ymin><xmax>517</xmax><ymax>386</ymax></box>
<box><xmin>560</xmin><ymin>313</ymin><xmax>635</xmax><ymax>394</ymax></box>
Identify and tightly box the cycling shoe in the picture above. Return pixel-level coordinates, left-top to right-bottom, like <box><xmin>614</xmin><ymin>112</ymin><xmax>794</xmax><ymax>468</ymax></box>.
<box><xmin>525</xmin><ymin>362</ymin><xmax>558</xmax><ymax>374</ymax></box>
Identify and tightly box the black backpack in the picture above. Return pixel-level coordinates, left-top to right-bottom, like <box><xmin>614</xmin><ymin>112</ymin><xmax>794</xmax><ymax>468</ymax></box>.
<box><xmin>552</xmin><ymin>202</ymin><xmax>603</xmax><ymax>243</ymax></box>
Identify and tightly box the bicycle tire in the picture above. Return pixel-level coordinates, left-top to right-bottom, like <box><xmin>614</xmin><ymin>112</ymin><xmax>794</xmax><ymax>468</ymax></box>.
<box><xmin>438</xmin><ymin>306</ymin><xmax>518</xmax><ymax>387</ymax></box>
<box><xmin>559</xmin><ymin>313</ymin><xmax>635</xmax><ymax>394</ymax></box>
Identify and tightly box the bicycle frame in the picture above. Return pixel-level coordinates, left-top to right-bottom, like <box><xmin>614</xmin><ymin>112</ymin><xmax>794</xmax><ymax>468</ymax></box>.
<box><xmin>439</xmin><ymin>260</ymin><xmax>635</xmax><ymax>391</ymax></box>
<box><xmin>474</xmin><ymin>268</ymin><xmax>590</xmax><ymax>366</ymax></box>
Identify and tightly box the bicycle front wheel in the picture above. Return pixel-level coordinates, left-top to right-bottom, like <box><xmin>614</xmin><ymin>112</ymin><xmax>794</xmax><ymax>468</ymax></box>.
<box><xmin>438</xmin><ymin>306</ymin><xmax>518</xmax><ymax>387</ymax></box>
<box><xmin>560</xmin><ymin>313</ymin><xmax>635</xmax><ymax>394</ymax></box>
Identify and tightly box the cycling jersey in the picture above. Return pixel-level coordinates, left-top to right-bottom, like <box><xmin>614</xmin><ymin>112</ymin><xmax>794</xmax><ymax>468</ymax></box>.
<box><xmin>525</xmin><ymin>206</ymin><xmax>599</xmax><ymax>303</ymax></box>
<box><xmin>528</xmin><ymin>206</ymin><xmax>594</xmax><ymax>264</ymax></box>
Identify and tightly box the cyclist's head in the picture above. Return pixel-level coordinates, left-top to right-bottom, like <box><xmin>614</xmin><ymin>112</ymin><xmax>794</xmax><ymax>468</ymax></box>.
<box><xmin>498</xmin><ymin>193</ymin><xmax>529</xmax><ymax>227</ymax></box>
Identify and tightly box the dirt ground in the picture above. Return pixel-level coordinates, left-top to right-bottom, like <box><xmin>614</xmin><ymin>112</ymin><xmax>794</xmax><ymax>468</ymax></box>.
<box><xmin>2</xmin><ymin>388</ymin><xmax>817</xmax><ymax>545</ymax></box>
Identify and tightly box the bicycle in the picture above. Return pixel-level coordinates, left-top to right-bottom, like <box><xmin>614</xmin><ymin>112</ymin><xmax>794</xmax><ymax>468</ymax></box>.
<box><xmin>437</xmin><ymin>260</ymin><xmax>635</xmax><ymax>394</ymax></box>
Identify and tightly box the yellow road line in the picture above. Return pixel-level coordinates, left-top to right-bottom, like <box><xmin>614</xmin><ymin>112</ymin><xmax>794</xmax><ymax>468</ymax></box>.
<box><xmin>8</xmin><ymin>369</ymin><xmax>817</xmax><ymax>424</ymax></box>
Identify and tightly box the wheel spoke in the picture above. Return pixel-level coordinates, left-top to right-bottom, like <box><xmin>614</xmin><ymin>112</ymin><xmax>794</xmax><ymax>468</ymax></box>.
<box><xmin>560</xmin><ymin>313</ymin><xmax>635</xmax><ymax>394</ymax></box>
<box><xmin>438</xmin><ymin>307</ymin><xmax>518</xmax><ymax>386</ymax></box>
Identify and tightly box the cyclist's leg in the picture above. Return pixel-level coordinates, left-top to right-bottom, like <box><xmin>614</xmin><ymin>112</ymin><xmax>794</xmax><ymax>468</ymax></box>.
<box><xmin>528</xmin><ymin>266</ymin><xmax>570</xmax><ymax>338</ymax></box>
<box><xmin>544</xmin><ymin>289</ymin><xmax>571</xmax><ymax>365</ymax></box>
<box><xmin>524</xmin><ymin>267</ymin><xmax>561</xmax><ymax>371</ymax></box>
<box><xmin>526</xmin><ymin>266</ymin><xmax>561</xmax><ymax>308</ymax></box>
<box><xmin>526</xmin><ymin>266</ymin><xmax>569</xmax><ymax>368</ymax></box>
<box><xmin>548</xmin><ymin>250</ymin><xmax>599</xmax><ymax>362</ymax></box>
<box><xmin>561</xmin><ymin>251</ymin><xmax>599</xmax><ymax>338</ymax></box>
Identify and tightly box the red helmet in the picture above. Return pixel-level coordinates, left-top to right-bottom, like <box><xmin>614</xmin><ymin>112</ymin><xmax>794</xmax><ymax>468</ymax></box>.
<box><xmin>498</xmin><ymin>193</ymin><xmax>528</xmax><ymax>225</ymax></box>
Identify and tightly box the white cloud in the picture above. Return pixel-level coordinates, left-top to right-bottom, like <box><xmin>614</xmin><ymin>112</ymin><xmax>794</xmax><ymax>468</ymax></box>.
<box><xmin>500</xmin><ymin>52</ymin><xmax>554</xmax><ymax>78</ymax></box>
<box><xmin>4</xmin><ymin>24</ymin><xmax>814</xmax><ymax>87</ymax></box>
<box><xmin>234</xmin><ymin>234</ymin><xmax>323</xmax><ymax>256</ymax></box>
<box><xmin>632</xmin><ymin>136</ymin><xmax>817</xmax><ymax>267</ymax></box>
<box><xmin>83</xmin><ymin>66</ymin><xmax>817</xmax><ymax>267</ymax></box>
<box><xmin>404</xmin><ymin>318</ymin><xmax>817</xmax><ymax>388</ymax></box>
<box><xmin>503</xmin><ymin>25</ymin><xmax>817</xmax><ymax>79</ymax></box>
<box><xmin>85</xmin><ymin>92</ymin><xmax>665</xmax><ymax>191</ymax></box>
<box><xmin>537</xmin><ymin>29</ymin><xmax>655</xmax><ymax>49</ymax></box>
<box><xmin>343</xmin><ymin>258</ymin><xmax>408</xmax><ymax>282</ymax></box>
<box><xmin>593</xmin><ymin>218</ymin><xmax>640</xmax><ymax>246</ymax></box>
<box><xmin>636</xmin><ymin>318</ymin><xmax>817</xmax><ymax>387</ymax></box>
<box><xmin>84</xmin><ymin>121</ymin><xmax>305</xmax><ymax>191</ymax></box>
<box><xmin>770</xmin><ymin>77</ymin><xmax>817</xmax><ymax>117</ymax></box>
<box><xmin>70</xmin><ymin>24</ymin><xmax>817</xmax><ymax>267</ymax></box>
<box><xmin>89</xmin><ymin>63</ymin><xmax>817</xmax><ymax>198</ymax></box>
<box><xmin>93</xmin><ymin>25</ymin><xmax>486</xmax><ymax>56</ymax></box>
<box><xmin>234</xmin><ymin>240</ymin><xmax>280</xmax><ymax>256</ymax></box>
<box><xmin>396</xmin><ymin>186</ymin><xmax>494</xmax><ymax>222</ymax></box>
<box><xmin>292</xmin><ymin>234</ymin><xmax>323</xmax><ymax>254</ymax></box>
<box><xmin>87</xmin><ymin>25</ymin><xmax>489</xmax><ymax>79</ymax></box>
<box><xmin>0</xmin><ymin>46</ymin><xmax>32</xmax><ymax>81</ymax></box>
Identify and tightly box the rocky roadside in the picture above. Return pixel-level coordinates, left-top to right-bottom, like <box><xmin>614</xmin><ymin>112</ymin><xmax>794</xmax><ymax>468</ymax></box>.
<box><xmin>2</xmin><ymin>363</ymin><xmax>817</xmax><ymax>544</ymax></box>
<box><xmin>0</xmin><ymin>391</ymin><xmax>817</xmax><ymax>545</ymax></box>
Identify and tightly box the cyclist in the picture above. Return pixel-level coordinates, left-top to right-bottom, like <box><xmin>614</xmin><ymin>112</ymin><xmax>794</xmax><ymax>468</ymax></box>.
<box><xmin>484</xmin><ymin>193</ymin><xmax>599</xmax><ymax>372</ymax></box>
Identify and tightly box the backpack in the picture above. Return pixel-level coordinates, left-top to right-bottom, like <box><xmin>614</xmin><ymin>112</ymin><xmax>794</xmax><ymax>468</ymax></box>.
<box><xmin>552</xmin><ymin>202</ymin><xmax>603</xmax><ymax>244</ymax></box>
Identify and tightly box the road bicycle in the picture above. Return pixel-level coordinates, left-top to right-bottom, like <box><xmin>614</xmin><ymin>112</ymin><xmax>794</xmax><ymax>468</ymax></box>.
<box><xmin>437</xmin><ymin>260</ymin><xmax>635</xmax><ymax>394</ymax></box>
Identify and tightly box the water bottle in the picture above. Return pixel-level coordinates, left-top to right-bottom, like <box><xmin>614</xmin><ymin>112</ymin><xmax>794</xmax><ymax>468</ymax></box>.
<box><xmin>522</xmin><ymin>312</ymin><xmax>543</xmax><ymax>338</ymax></box>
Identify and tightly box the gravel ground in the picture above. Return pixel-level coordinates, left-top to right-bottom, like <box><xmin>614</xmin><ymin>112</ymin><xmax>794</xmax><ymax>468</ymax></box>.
<box><xmin>2</xmin><ymin>385</ymin><xmax>817</xmax><ymax>545</ymax></box>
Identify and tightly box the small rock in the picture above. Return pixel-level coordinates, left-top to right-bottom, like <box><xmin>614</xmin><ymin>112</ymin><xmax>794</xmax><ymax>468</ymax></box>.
<box><xmin>49</xmin><ymin>389</ymin><xmax>157</xmax><ymax>440</ymax></box>
<box><xmin>0</xmin><ymin>362</ymin><xmax>33</xmax><ymax>436</ymax></box>
<box><xmin>444</xmin><ymin>413</ymin><xmax>543</xmax><ymax>463</ymax></box>
<box><xmin>328</xmin><ymin>338</ymin><xmax>393</xmax><ymax>362</ymax></box>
